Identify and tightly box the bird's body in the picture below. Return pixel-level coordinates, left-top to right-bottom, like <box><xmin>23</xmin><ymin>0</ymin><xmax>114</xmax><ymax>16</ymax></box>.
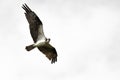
<box><xmin>22</xmin><ymin>4</ymin><xmax>57</xmax><ymax>63</ymax></box>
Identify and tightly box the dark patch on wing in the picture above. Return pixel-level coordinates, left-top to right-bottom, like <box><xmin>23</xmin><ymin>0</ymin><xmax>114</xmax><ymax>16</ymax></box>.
<box><xmin>37</xmin><ymin>43</ymin><xmax>57</xmax><ymax>63</ymax></box>
<box><xmin>22</xmin><ymin>3</ymin><xmax>42</xmax><ymax>42</ymax></box>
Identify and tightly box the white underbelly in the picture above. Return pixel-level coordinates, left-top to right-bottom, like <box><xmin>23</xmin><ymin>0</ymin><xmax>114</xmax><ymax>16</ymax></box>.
<box><xmin>33</xmin><ymin>39</ymin><xmax>46</xmax><ymax>47</ymax></box>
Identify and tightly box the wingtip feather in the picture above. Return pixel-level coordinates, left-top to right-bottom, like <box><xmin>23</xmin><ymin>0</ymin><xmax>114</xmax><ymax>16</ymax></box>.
<box><xmin>22</xmin><ymin>3</ymin><xmax>32</xmax><ymax>13</ymax></box>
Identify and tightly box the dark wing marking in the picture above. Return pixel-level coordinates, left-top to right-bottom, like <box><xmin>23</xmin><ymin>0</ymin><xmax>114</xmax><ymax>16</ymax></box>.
<box><xmin>22</xmin><ymin>3</ymin><xmax>43</xmax><ymax>42</ymax></box>
<box><xmin>37</xmin><ymin>43</ymin><xmax>57</xmax><ymax>63</ymax></box>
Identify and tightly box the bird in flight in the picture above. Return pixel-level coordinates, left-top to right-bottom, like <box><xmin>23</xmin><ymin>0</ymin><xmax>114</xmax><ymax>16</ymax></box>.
<box><xmin>22</xmin><ymin>3</ymin><xmax>57</xmax><ymax>64</ymax></box>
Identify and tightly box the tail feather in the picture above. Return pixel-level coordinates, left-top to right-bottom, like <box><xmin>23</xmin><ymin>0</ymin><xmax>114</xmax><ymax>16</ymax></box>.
<box><xmin>25</xmin><ymin>44</ymin><xmax>36</xmax><ymax>51</ymax></box>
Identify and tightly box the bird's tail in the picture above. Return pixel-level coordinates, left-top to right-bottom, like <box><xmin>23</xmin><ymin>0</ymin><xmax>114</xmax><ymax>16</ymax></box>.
<box><xmin>25</xmin><ymin>44</ymin><xmax>36</xmax><ymax>51</ymax></box>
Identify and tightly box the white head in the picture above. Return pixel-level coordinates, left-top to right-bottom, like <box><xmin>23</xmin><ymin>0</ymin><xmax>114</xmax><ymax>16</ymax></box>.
<box><xmin>45</xmin><ymin>38</ymin><xmax>51</xmax><ymax>43</ymax></box>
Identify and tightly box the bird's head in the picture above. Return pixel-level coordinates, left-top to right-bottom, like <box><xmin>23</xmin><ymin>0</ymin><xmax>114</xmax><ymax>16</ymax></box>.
<box><xmin>45</xmin><ymin>38</ymin><xmax>51</xmax><ymax>43</ymax></box>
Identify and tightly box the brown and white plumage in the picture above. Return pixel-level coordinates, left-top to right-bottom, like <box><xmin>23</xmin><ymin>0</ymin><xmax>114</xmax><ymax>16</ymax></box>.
<box><xmin>22</xmin><ymin>3</ymin><xmax>57</xmax><ymax>63</ymax></box>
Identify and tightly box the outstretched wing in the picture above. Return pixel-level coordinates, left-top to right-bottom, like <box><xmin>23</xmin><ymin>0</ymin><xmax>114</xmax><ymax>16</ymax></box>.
<box><xmin>22</xmin><ymin>4</ymin><xmax>46</xmax><ymax>43</ymax></box>
<box><xmin>38</xmin><ymin>43</ymin><xmax>57</xmax><ymax>63</ymax></box>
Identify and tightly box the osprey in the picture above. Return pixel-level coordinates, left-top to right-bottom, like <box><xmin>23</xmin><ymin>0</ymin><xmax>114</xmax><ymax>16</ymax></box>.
<box><xmin>22</xmin><ymin>4</ymin><xmax>57</xmax><ymax>63</ymax></box>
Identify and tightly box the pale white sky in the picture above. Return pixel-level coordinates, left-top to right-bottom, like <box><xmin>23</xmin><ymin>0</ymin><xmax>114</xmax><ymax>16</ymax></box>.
<box><xmin>0</xmin><ymin>0</ymin><xmax>120</xmax><ymax>80</ymax></box>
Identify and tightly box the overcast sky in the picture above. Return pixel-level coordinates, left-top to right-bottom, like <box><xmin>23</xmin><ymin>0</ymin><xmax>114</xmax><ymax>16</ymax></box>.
<box><xmin>0</xmin><ymin>0</ymin><xmax>120</xmax><ymax>80</ymax></box>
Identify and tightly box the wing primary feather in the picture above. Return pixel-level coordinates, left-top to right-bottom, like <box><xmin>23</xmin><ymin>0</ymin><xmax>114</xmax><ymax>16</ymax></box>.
<box><xmin>22</xmin><ymin>3</ymin><xmax>32</xmax><ymax>13</ymax></box>
<box><xmin>24</xmin><ymin>3</ymin><xmax>32</xmax><ymax>11</ymax></box>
